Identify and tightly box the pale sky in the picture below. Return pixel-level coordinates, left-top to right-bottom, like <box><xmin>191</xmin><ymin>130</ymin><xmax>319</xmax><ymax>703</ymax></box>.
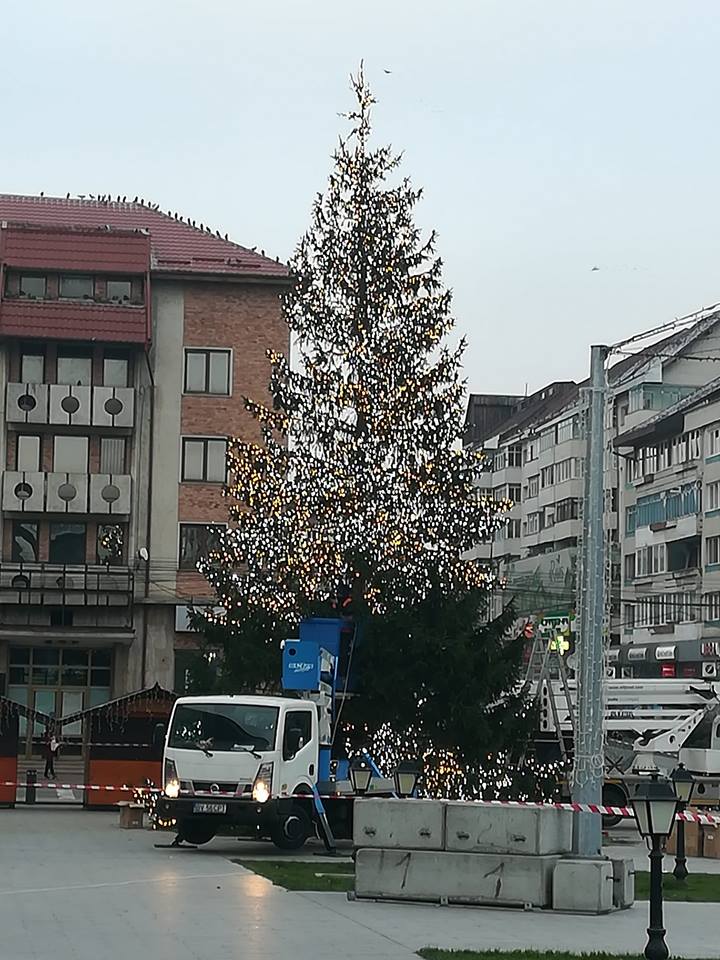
<box><xmin>3</xmin><ymin>0</ymin><xmax>720</xmax><ymax>395</ymax></box>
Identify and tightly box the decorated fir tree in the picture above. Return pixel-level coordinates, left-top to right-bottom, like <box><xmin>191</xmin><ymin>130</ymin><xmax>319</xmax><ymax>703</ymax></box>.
<box><xmin>197</xmin><ymin>69</ymin><xmax>538</xmax><ymax>796</ymax></box>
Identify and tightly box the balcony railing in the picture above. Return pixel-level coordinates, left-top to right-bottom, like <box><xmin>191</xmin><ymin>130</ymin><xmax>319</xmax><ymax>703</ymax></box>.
<box><xmin>2</xmin><ymin>471</ymin><xmax>131</xmax><ymax>515</ymax></box>
<box><xmin>0</xmin><ymin>562</ymin><xmax>134</xmax><ymax>608</ymax></box>
<box><xmin>6</xmin><ymin>383</ymin><xmax>134</xmax><ymax>428</ymax></box>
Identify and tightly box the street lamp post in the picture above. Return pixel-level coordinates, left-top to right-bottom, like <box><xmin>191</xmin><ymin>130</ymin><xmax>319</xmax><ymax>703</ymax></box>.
<box><xmin>631</xmin><ymin>773</ymin><xmax>681</xmax><ymax>960</ymax></box>
<box><xmin>393</xmin><ymin>760</ymin><xmax>422</xmax><ymax>798</ymax></box>
<box><xmin>349</xmin><ymin>756</ymin><xmax>373</xmax><ymax>796</ymax></box>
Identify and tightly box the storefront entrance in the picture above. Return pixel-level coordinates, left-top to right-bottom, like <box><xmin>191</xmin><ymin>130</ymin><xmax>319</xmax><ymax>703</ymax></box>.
<box><xmin>6</xmin><ymin>647</ymin><xmax>112</xmax><ymax>758</ymax></box>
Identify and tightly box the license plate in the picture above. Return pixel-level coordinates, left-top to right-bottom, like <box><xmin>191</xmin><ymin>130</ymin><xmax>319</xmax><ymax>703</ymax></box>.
<box><xmin>193</xmin><ymin>802</ymin><xmax>227</xmax><ymax>814</ymax></box>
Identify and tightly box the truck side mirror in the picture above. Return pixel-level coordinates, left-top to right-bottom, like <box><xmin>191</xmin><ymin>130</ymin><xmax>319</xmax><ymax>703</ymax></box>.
<box><xmin>152</xmin><ymin>723</ymin><xmax>166</xmax><ymax>750</ymax></box>
<box><xmin>283</xmin><ymin>727</ymin><xmax>303</xmax><ymax>761</ymax></box>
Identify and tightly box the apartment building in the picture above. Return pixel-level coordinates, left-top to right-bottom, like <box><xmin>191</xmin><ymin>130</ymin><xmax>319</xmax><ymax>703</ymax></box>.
<box><xmin>0</xmin><ymin>194</ymin><xmax>289</xmax><ymax>740</ymax></box>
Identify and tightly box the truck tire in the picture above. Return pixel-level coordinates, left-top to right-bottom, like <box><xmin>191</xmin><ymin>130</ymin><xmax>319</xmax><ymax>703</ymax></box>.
<box><xmin>602</xmin><ymin>784</ymin><xmax>627</xmax><ymax>829</ymax></box>
<box><xmin>178</xmin><ymin>821</ymin><xmax>217</xmax><ymax>846</ymax></box>
<box><xmin>272</xmin><ymin>806</ymin><xmax>311</xmax><ymax>851</ymax></box>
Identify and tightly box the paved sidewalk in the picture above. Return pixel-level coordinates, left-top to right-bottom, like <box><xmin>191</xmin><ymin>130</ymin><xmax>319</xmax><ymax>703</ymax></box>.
<box><xmin>0</xmin><ymin>809</ymin><xmax>718</xmax><ymax>960</ymax></box>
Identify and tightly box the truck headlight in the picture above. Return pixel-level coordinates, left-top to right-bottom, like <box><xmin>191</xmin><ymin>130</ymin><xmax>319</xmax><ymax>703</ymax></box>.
<box><xmin>164</xmin><ymin>758</ymin><xmax>180</xmax><ymax>799</ymax></box>
<box><xmin>252</xmin><ymin>762</ymin><xmax>273</xmax><ymax>804</ymax></box>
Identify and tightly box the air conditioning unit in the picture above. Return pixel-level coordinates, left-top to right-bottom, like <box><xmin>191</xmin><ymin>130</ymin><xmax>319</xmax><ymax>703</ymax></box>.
<box><xmin>702</xmin><ymin>662</ymin><xmax>718</xmax><ymax>679</ymax></box>
<box><xmin>621</xmin><ymin>666</ymin><xmax>633</xmax><ymax>679</ymax></box>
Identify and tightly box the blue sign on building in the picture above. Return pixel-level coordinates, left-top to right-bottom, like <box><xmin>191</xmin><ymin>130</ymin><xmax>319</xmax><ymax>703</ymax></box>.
<box><xmin>282</xmin><ymin>640</ymin><xmax>321</xmax><ymax>691</ymax></box>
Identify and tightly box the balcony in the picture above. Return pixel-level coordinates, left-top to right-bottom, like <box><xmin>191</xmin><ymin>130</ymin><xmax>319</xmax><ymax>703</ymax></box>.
<box><xmin>2</xmin><ymin>472</ymin><xmax>131</xmax><ymax>515</ymax></box>
<box><xmin>0</xmin><ymin>561</ymin><xmax>134</xmax><ymax>609</ymax></box>
<box><xmin>6</xmin><ymin>383</ymin><xmax>134</xmax><ymax>428</ymax></box>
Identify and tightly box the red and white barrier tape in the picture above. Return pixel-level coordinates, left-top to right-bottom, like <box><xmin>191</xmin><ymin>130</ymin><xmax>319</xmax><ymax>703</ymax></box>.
<box><xmin>1</xmin><ymin>781</ymin><xmax>719</xmax><ymax>824</ymax></box>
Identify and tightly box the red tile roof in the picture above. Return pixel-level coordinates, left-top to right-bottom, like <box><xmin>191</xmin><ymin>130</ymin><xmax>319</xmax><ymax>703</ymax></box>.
<box><xmin>2</xmin><ymin>223</ymin><xmax>151</xmax><ymax>274</ymax></box>
<box><xmin>0</xmin><ymin>194</ymin><xmax>288</xmax><ymax>281</ymax></box>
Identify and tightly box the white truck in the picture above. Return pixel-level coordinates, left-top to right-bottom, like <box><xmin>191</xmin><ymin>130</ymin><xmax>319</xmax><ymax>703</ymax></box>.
<box><xmin>155</xmin><ymin>693</ymin><xmax>391</xmax><ymax>849</ymax></box>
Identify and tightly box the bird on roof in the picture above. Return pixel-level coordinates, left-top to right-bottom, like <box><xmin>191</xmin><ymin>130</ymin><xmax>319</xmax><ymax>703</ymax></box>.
<box><xmin>66</xmin><ymin>192</ymin><xmax>70</xmax><ymax>199</ymax></box>
<box><xmin>224</xmin><ymin>233</ymin><xmax>228</xmax><ymax>240</ymax></box>
<box><xmin>261</xmin><ymin>249</ymin><xmax>265</xmax><ymax>257</ymax></box>
<box><xmin>122</xmin><ymin>195</ymin><xmax>126</xmax><ymax>202</ymax></box>
<box><xmin>591</xmin><ymin>266</ymin><xmax>600</xmax><ymax>272</ymax></box>
<box><xmin>133</xmin><ymin>196</ymin><xmax>138</xmax><ymax>203</ymax></box>
<box><xmin>40</xmin><ymin>191</ymin><xmax>44</xmax><ymax>197</ymax></box>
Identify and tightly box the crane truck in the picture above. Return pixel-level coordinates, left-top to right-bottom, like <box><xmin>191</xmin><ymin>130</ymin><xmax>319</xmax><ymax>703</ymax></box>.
<box><xmin>154</xmin><ymin>618</ymin><xmax>397</xmax><ymax>849</ymax></box>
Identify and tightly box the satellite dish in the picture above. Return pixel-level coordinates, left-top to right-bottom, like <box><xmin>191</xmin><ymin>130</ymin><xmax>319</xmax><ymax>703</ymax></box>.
<box><xmin>139</xmin><ymin>547</ymin><xmax>149</xmax><ymax>562</ymax></box>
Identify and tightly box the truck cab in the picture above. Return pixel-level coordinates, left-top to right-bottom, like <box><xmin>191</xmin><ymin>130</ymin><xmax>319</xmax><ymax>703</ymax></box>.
<box><xmin>158</xmin><ymin>695</ymin><xmax>320</xmax><ymax>848</ymax></box>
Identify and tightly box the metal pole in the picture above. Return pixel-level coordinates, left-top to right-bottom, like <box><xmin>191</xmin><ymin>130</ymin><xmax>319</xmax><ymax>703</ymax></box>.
<box><xmin>645</xmin><ymin>836</ymin><xmax>669</xmax><ymax>960</ymax></box>
<box><xmin>673</xmin><ymin>814</ymin><xmax>688</xmax><ymax>881</ymax></box>
<box><xmin>572</xmin><ymin>344</ymin><xmax>608</xmax><ymax>856</ymax></box>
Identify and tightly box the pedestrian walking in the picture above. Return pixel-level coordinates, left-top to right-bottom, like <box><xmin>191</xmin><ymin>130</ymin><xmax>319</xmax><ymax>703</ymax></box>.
<box><xmin>43</xmin><ymin>728</ymin><xmax>60</xmax><ymax>780</ymax></box>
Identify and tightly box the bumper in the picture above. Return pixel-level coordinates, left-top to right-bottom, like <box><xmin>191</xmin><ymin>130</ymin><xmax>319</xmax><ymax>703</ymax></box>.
<box><xmin>158</xmin><ymin>795</ymin><xmax>296</xmax><ymax>831</ymax></box>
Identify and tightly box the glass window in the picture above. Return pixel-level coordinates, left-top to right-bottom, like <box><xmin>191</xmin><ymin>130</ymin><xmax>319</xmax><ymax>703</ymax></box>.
<box><xmin>59</xmin><ymin>275</ymin><xmax>94</xmax><ymax>299</ymax></box>
<box><xmin>178</xmin><ymin>523</ymin><xmax>224</xmax><ymax>570</ymax></box>
<box><xmin>508</xmin><ymin>445</ymin><xmax>522</xmax><ymax>467</ymax></box>
<box><xmin>11</xmin><ymin>521</ymin><xmax>38</xmax><ymax>562</ymax></box>
<box><xmin>103</xmin><ymin>355</ymin><xmax>129</xmax><ymax>387</ymax></box>
<box><xmin>527</xmin><ymin>475</ymin><xmax>539</xmax><ymax>498</ymax></box>
<box><xmin>56</xmin><ymin>353</ymin><xmax>92</xmax><ymax>386</ymax></box>
<box><xmin>100</xmin><ymin>437</ymin><xmax>125</xmax><ymax>473</ymax></box>
<box><xmin>19</xmin><ymin>276</ymin><xmax>46</xmax><ymax>298</ymax></box>
<box><xmin>17</xmin><ymin>435</ymin><xmax>40</xmax><ymax>471</ymax></box>
<box><xmin>49</xmin><ymin>523</ymin><xmax>86</xmax><ymax>564</ymax></box>
<box><xmin>106</xmin><ymin>280</ymin><xmax>132</xmax><ymax>302</ymax></box>
<box><xmin>53</xmin><ymin>436</ymin><xmax>88</xmax><ymax>473</ymax></box>
<box><xmin>169</xmin><ymin>701</ymin><xmax>279</xmax><ymax>752</ymax></box>
<box><xmin>92</xmin><ymin>649</ymin><xmax>112</xmax><ymax>667</ymax></box>
<box><xmin>21</xmin><ymin>352</ymin><xmax>44</xmax><ymax>383</ymax></box>
<box><xmin>184</xmin><ymin>349</ymin><xmax>231</xmax><ymax>395</ymax></box>
<box><xmin>283</xmin><ymin>710</ymin><xmax>313</xmax><ymax>758</ymax></box>
<box><xmin>90</xmin><ymin>668</ymin><xmax>111</xmax><ymax>686</ymax></box>
<box><xmin>62</xmin><ymin>649</ymin><xmax>89</xmax><ymax>666</ymax></box>
<box><xmin>181</xmin><ymin>438</ymin><xmax>227</xmax><ymax>482</ymax></box>
<box><xmin>707</xmin><ymin>536</ymin><xmax>720</xmax><ymax>567</ymax></box>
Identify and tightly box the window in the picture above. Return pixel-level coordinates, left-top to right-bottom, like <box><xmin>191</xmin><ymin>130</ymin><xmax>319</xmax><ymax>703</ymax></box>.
<box><xmin>100</xmin><ymin>437</ymin><xmax>125</xmax><ymax>474</ymax></box>
<box><xmin>555</xmin><ymin>498</ymin><xmax>580</xmax><ymax>522</ymax></box>
<box><xmin>184</xmin><ymin>349</ymin><xmax>231</xmax><ymax>395</ymax></box>
<box><xmin>542</xmin><ymin>506</ymin><xmax>555</xmax><ymax>529</ymax></box>
<box><xmin>97</xmin><ymin>524</ymin><xmax>124</xmax><ymax>565</ymax></box>
<box><xmin>624</xmin><ymin>553</ymin><xmax>635</xmax><ymax>582</ymax></box>
<box><xmin>527</xmin><ymin>475</ymin><xmax>539</xmax><ymax>498</ymax></box>
<box><xmin>688</xmin><ymin>430</ymin><xmax>702</xmax><ymax>460</ymax></box>
<box><xmin>59</xmin><ymin>275</ymin><xmax>94</xmax><ymax>299</ymax></box>
<box><xmin>181</xmin><ymin>438</ymin><xmax>227</xmax><ymax>483</ymax></box>
<box><xmin>49</xmin><ymin>523</ymin><xmax>86</xmax><ymax>564</ymax></box>
<box><xmin>707</xmin><ymin>536</ymin><xmax>720</xmax><ymax>567</ymax></box>
<box><xmin>539</xmin><ymin>428</ymin><xmax>555</xmax><ymax>452</ymax></box>
<box><xmin>658</xmin><ymin>440</ymin><xmax>672</xmax><ymax>472</ymax></box>
<box><xmin>525</xmin><ymin>512</ymin><xmax>541</xmax><ymax>535</ymax></box>
<box><xmin>492</xmin><ymin>450</ymin><xmax>506</xmax><ymax>471</ymax></box>
<box><xmin>103</xmin><ymin>353</ymin><xmax>129</xmax><ymax>387</ymax></box>
<box><xmin>556</xmin><ymin>416</ymin><xmax>579</xmax><ymax>443</ymax></box>
<box><xmin>706</xmin><ymin>593</ymin><xmax>720</xmax><ymax>622</ymax></box>
<box><xmin>524</xmin><ymin>440</ymin><xmax>538</xmax><ymax>463</ymax></box>
<box><xmin>53</xmin><ymin>436</ymin><xmax>88</xmax><ymax>473</ymax></box>
<box><xmin>708</xmin><ymin>481</ymin><xmax>720</xmax><ymax>513</ymax></box>
<box><xmin>541</xmin><ymin>465</ymin><xmax>554</xmax><ymax>488</ymax></box>
<box><xmin>106</xmin><ymin>279</ymin><xmax>132</xmax><ymax>302</ymax></box>
<box><xmin>508</xmin><ymin>445</ymin><xmax>522</xmax><ymax>467</ymax></box>
<box><xmin>507</xmin><ymin>484</ymin><xmax>521</xmax><ymax>505</ymax></box>
<box><xmin>17</xmin><ymin>435</ymin><xmax>40</xmax><ymax>471</ymax></box>
<box><xmin>19</xmin><ymin>275</ymin><xmax>46</xmax><ymax>298</ymax></box>
<box><xmin>623</xmin><ymin>603</ymin><xmax>635</xmax><ymax>632</ymax></box>
<box><xmin>283</xmin><ymin>710</ymin><xmax>313</xmax><ymax>759</ymax></box>
<box><xmin>506</xmin><ymin>518</ymin><xmax>521</xmax><ymax>539</ymax></box>
<box><xmin>625</xmin><ymin>505</ymin><xmax>636</xmax><ymax>536</ymax></box>
<box><xmin>493</xmin><ymin>485</ymin><xmax>506</xmax><ymax>502</ymax></box>
<box><xmin>11</xmin><ymin>521</ymin><xmax>38</xmax><ymax>562</ymax></box>
<box><xmin>555</xmin><ymin>458</ymin><xmax>578</xmax><ymax>483</ymax></box>
<box><xmin>57</xmin><ymin>351</ymin><xmax>92</xmax><ymax>386</ymax></box>
<box><xmin>636</xmin><ymin>544</ymin><xmax>666</xmax><ymax>578</ymax></box>
<box><xmin>707</xmin><ymin>423</ymin><xmax>720</xmax><ymax>458</ymax></box>
<box><xmin>21</xmin><ymin>350</ymin><xmax>44</xmax><ymax>384</ymax></box>
<box><xmin>169</xmin><ymin>701</ymin><xmax>279</xmax><ymax>752</ymax></box>
<box><xmin>179</xmin><ymin>523</ymin><xmax>224</xmax><ymax>569</ymax></box>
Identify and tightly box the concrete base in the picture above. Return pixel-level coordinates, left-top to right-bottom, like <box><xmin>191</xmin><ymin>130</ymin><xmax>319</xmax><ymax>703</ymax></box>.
<box><xmin>611</xmin><ymin>857</ymin><xmax>635</xmax><ymax>909</ymax></box>
<box><xmin>355</xmin><ymin>848</ymin><xmax>558</xmax><ymax>907</ymax></box>
<box><xmin>552</xmin><ymin>858</ymin><xmax>615</xmax><ymax>914</ymax></box>
<box><xmin>353</xmin><ymin>799</ymin><xmax>445</xmax><ymax>850</ymax></box>
<box><xmin>445</xmin><ymin>802</ymin><xmax>573</xmax><ymax>856</ymax></box>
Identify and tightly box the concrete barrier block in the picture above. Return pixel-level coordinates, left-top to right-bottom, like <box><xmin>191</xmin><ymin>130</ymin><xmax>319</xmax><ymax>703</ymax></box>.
<box><xmin>352</xmin><ymin>799</ymin><xmax>445</xmax><ymax>850</ymax></box>
<box><xmin>611</xmin><ymin>857</ymin><xmax>635</xmax><ymax>909</ymax></box>
<box><xmin>552</xmin><ymin>859</ymin><xmax>614</xmax><ymax>913</ymax></box>
<box><xmin>354</xmin><ymin>848</ymin><xmax>558</xmax><ymax>907</ymax></box>
<box><xmin>445</xmin><ymin>802</ymin><xmax>573</xmax><ymax>856</ymax></box>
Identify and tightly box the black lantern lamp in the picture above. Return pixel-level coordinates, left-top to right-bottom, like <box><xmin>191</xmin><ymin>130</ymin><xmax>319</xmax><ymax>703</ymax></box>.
<box><xmin>671</xmin><ymin>763</ymin><xmax>695</xmax><ymax>881</ymax></box>
<box><xmin>393</xmin><ymin>760</ymin><xmax>422</xmax><ymax>798</ymax></box>
<box><xmin>349</xmin><ymin>756</ymin><xmax>373</xmax><ymax>796</ymax></box>
<box><xmin>631</xmin><ymin>773</ymin><xmax>680</xmax><ymax>960</ymax></box>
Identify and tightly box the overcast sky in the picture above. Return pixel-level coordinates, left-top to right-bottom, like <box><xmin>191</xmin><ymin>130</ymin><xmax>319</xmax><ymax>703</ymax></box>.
<box><xmin>3</xmin><ymin>1</ymin><xmax>720</xmax><ymax>395</ymax></box>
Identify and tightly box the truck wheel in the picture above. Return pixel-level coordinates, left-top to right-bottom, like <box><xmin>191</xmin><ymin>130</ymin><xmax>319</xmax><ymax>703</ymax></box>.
<box><xmin>178</xmin><ymin>822</ymin><xmax>217</xmax><ymax>846</ymax></box>
<box><xmin>602</xmin><ymin>784</ymin><xmax>627</xmax><ymax>829</ymax></box>
<box><xmin>272</xmin><ymin>806</ymin><xmax>311</xmax><ymax>851</ymax></box>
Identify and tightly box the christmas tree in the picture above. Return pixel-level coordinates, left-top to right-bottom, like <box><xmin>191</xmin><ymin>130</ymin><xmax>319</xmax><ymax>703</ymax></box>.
<box><xmin>197</xmin><ymin>68</ymin><xmax>539</xmax><ymax>795</ymax></box>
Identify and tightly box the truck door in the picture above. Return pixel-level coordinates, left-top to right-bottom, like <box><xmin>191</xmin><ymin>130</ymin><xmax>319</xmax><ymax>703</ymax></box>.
<box><xmin>280</xmin><ymin>709</ymin><xmax>316</xmax><ymax>794</ymax></box>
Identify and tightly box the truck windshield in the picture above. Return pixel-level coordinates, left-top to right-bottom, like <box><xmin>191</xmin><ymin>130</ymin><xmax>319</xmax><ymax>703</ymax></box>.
<box><xmin>169</xmin><ymin>703</ymin><xmax>279</xmax><ymax>752</ymax></box>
